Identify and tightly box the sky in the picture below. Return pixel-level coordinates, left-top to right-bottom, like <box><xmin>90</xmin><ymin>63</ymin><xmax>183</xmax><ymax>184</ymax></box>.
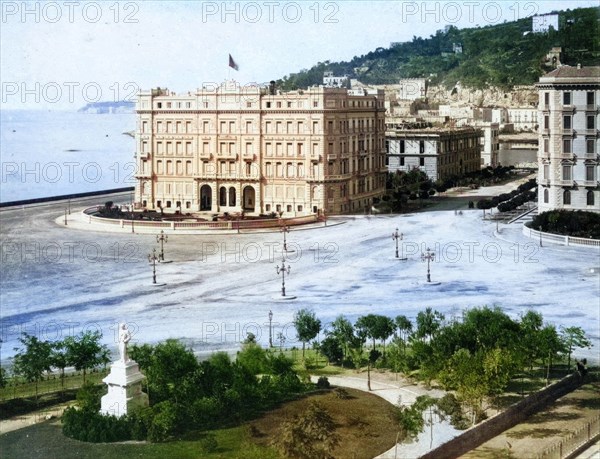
<box><xmin>1</xmin><ymin>0</ymin><xmax>599</xmax><ymax>110</ymax></box>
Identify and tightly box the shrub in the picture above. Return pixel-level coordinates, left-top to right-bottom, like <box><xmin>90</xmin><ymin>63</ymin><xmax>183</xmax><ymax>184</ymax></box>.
<box><xmin>62</xmin><ymin>407</ymin><xmax>132</xmax><ymax>443</ymax></box>
<box><xmin>316</xmin><ymin>376</ymin><xmax>331</xmax><ymax>389</ymax></box>
<box><xmin>200</xmin><ymin>433</ymin><xmax>219</xmax><ymax>453</ymax></box>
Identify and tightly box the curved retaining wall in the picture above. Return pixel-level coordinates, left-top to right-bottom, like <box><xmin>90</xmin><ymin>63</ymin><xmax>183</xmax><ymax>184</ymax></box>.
<box><xmin>82</xmin><ymin>206</ymin><xmax>319</xmax><ymax>232</ymax></box>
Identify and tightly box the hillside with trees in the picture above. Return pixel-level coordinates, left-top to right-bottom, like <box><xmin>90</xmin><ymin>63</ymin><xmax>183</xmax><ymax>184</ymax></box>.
<box><xmin>278</xmin><ymin>7</ymin><xmax>599</xmax><ymax>90</ymax></box>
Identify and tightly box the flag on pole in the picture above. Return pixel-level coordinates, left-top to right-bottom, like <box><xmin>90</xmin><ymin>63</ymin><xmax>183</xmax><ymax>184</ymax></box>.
<box><xmin>228</xmin><ymin>54</ymin><xmax>239</xmax><ymax>71</ymax></box>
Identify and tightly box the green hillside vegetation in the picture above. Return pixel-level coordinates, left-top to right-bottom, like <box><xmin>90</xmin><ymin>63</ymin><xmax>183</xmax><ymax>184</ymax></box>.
<box><xmin>278</xmin><ymin>7</ymin><xmax>599</xmax><ymax>90</ymax></box>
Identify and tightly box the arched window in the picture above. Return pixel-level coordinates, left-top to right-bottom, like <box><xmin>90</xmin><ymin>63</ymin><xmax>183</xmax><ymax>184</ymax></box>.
<box><xmin>563</xmin><ymin>190</ymin><xmax>571</xmax><ymax>205</ymax></box>
<box><xmin>219</xmin><ymin>187</ymin><xmax>227</xmax><ymax>206</ymax></box>
<box><xmin>229</xmin><ymin>187</ymin><xmax>236</xmax><ymax>207</ymax></box>
<box><xmin>587</xmin><ymin>190</ymin><xmax>595</xmax><ymax>206</ymax></box>
<box><xmin>543</xmin><ymin>188</ymin><xmax>549</xmax><ymax>203</ymax></box>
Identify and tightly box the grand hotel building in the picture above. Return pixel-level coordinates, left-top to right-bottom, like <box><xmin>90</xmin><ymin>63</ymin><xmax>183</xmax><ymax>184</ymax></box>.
<box><xmin>134</xmin><ymin>82</ymin><xmax>387</xmax><ymax>216</ymax></box>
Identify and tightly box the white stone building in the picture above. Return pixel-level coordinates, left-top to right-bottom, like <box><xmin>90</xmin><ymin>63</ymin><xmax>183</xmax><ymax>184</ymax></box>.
<box><xmin>386</xmin><ymin>127</ymin><xmax>482</xmax><ymax>182</ymax></box>
<box><xmin>537</xmin><ymin>66</ymin><xmax>600</xmax><ymax>213</ymax></box>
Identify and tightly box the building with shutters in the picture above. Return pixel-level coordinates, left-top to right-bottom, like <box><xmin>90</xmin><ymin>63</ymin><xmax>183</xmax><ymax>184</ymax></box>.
<box><xmin>134</xmin><ymin>82</ymin><xmax>387</xmax><ymax>216</ymax></box>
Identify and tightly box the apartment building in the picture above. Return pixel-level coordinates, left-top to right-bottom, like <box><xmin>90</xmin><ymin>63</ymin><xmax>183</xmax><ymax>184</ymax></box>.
<box><xmin>134</xmin><ymin>82</ymin><xmax>387</xmax><ymax>216</ymax></box>
<box><xmin>386</xmin><ymin>127</ymin><xmax>482</xmax><ymax>182</ymax></box>
<box><xmin>537</xmin><ymin>66</ymin><xmax>600</xmax><ymax>212</ymax></box>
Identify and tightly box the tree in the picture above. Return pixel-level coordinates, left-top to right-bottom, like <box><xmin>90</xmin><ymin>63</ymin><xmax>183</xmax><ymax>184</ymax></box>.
<box><xmin>12</xmin><ymin>333</ymin><xmax>52</xmax><ymax>401</ymax></box>
<box><xmin>294</xmin><ymin>309</ymin><xmax>321</xmax><ymax>359</ymax></box>
<box><xmin>64</xmin><ymin>331</ymin><xmax>110</xmax><ymax>383</ymax></box>
<box><xmin>319</xmin><ymin>336</ymin><xmax>343</xmax><ymax>365</ymax></box>
<box><xmin>50</xmin><ymin>339</ymin><xmax>69</xmax><ymax>393</ymax></box>
<box><xmin>415</xmin><ymin>308</ymin><xmax>445</xmax><ymax>342</ymax></box>
<box><xmin>560</xmin><ymin>326</ymin><xmax>592</xmax><ymax>371</ymax></box>
<box><xmin>355</xmin><ymin>314</ymin><xmax>379</xmax><ymax>350</ymax></box>
<box><xmin>276</xmin><ymin>401</ymin><xmax>340</xmax><ymax>459</ymax></box>
<box><xmin>328</xmin><ymin>315</ymin><xmax>354</xmax><ymax>363</ymax></box>
<box><xmin>395</xmin><ymin>315</ymin><xmax>413</xmax><ymax>356</ymax></box>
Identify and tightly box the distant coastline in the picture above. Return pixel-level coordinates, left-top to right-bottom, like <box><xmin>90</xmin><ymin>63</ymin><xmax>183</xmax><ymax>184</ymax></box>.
<box><xmin>78</xmin><ymin>100</ymin><xmax>135</xmax><ymax>114</ymax></box>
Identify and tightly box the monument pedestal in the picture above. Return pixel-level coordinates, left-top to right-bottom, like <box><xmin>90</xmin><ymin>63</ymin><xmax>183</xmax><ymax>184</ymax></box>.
<box><xmin>100</xmin><ymin>359</ymin><xmax>148</xmax><ymax>418</ymax></box>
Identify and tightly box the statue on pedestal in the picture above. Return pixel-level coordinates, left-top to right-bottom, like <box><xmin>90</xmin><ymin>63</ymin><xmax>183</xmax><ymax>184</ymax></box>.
<box><xmin>100</xmin><ymin>322</ymin><xmax>148</xmax><ymax>418</ymax></box>
<box><xmin>119</xmin><ymin>323</ymin><xmax>131</xmax><ymax>363</ymax></box>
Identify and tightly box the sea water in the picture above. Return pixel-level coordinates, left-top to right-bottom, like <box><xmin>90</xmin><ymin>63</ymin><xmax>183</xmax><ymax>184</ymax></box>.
<box><xmin>0</xmin><ymin>110</ymin><xmax>135</xmax><ymax>203</ymax></box>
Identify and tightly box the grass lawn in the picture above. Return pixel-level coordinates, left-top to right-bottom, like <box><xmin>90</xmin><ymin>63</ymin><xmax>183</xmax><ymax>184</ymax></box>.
<box><xmin>0</xmin><ymin>387</ymin><xmax>399</xmax><ymax>459</ymax></box>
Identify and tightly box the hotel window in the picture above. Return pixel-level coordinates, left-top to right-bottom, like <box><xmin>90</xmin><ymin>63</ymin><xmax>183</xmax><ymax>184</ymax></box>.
<box><xmin>186</xmin><ymin>161</ymin><xmax>192</xmax><ymax>174</ymax></box>
<box><xmin>245</xmin><ymin>143</ymin><xmax>253</xmax><ymax>155</ymax></box>
<box><xmin>419</xmin><ymin>141</ymin><xmax>425</xmax><ymax>153</ymax></box>
<box><xmin>203</xmin><ymin>102</ymin><xmax>209</xmax><ymax>108</ymax></box>
<box><xmin>186</xmin><ymin>121</ymin><xmax>192</xmax><ymax>133</ymax></box>
<box><xmin>543</xmin><ymin>164</ymin><xmax>549</xmax><ymax>180</ymax></box>
<box><xmin>587</xmin><ymin>92</ymin><xmax>595</xmax><ymax>106</ymax></box>
<box><xmin>544</xmin><ymin>92</ymin><xmax>550</xmax><ymax>106</ymax></box>
<box><xmin>245</xmin><ymin>162</ymin><xmax>252</xmax><ymax>176</ymax></box>
<box><xmin>563</xmin><ymin>92</ymin><xmax>571</xmax><ymax>105</ymax></box>
<box><xmin>220</xmin><ymin>121</ymin><xmax>226</xmax><ymax>133</ymax></box>
<box><xmin>563</xmin><ymin>139</ymin><xmax>572</xmax><ymax>153</ymax></box>
<box><xmin>298</xmin><ymin>143</ymin><xmax>304</xmax><ymax>156</ymax></box>
<box><xmin>229</xmin><ymin>121</ymin><xmax>235</xmax><ymax>133</ymax></box>
<box><xmin>562</xmin><ymin>165</ymin><xmax>572</xmax><ymax>181</ymax></box>
<box><xmin>313</xmin><ymin>101</ymin><xmax>318</xmax><ymax>107</ymax></box>
<box><xmin>266</xmin><ymin>102</ymin><xmax>271</xmax><ymax>108</ymax></box>
<box><xmin>276</xmin><ymin>102</ymin><xmax>282</xmax><ymax>108</ymax></box>
<box><xmin>276</xmin><ymin>162</ymin><xmax>283</xmax><ymax>177</ymax></box>
<box><xmin>157</xmin><ymin>102</ymin><xmax>162</xmax><ymax>109</ymax></box>
<box><xmin>203</xmin><ymin>121</ymin><xmax>209</xmax><ymax>133</ymax></box>
<box><xmin>587</xmin><ymin>115</ymin><xmax>596</xmax><ymax>130</ymax></box>
<box><xmin>246</xmin><ymin>102</ymin><xmax>252</xmax><ymax>108</ymax></box>
<box><xmin>276</xmin><ymin>122</ymin><xmax>282</xmax><ymax>134</ymax></box>
<box><xmin>265</xmin><ymin>121</ymin><xmax>272</xmax><ymax>133</ymax></box>
<box><xmin>419</xmin><ymin>157</ymin><xmax>425</xmax><ymax>166</ymax></box>
<box><xmin>587</xmin><ymin>139</ymin><xmax>596</xmax><ymax>154</ymax></box>
<box><xmin>563</xmin><ymin>190</ymin><xmax>571</xmax><ymax>205</ymax></box>
<box><xmin>186</xmin><ymin>102</ymin><xmax>191</xmax><ymax>108</ymax></box>
<box><xmin>543</xmin><ymin>188</ymin><xmax>549</xmax><ymax>203</ymax></box>
<box><xmin>265</xmin><ymin>162</ymin><xmax>272</xmax><ymax>177</ymax></box>
<box><xmin>266</xmin><ymin>142</ymin><xmax>273</xmax><ymax>156</ymax></box>
<box><xmin>586</xmin><ymin>165</ymin><xmax>596</xmax><ymax>182</ymax></box>
<box><xmin>297</xmin><ymin>121</ymin><xmax>304</xmax><ymax>133</ymax></box>
<box><xmin>563</xmin><ymin>115</ymin><xmax>572</xmax><ymax>130</ymax></box>
<box><xmin>543</xmin><ymin>138</ymin><xmax>549</xmax><ymax>153</ymax></box>
<box><xmin>399</xmin><ymin>140</ymin><xmax>405</xmax><ymax>153</ymax></box>
<box><xmin>276</xmin><ymin>143</ymin><xmax>283</xmax><ymax>156</ymax></box>
<box><xmin>287</xmin><ymin>101</ymin><xmax>292</xmax><ymax>108</ymax></box>
<box><xmin>287</xmin><ymin>163</ymin><xmax>294</xmax><ymax>177</ymax></box>
<box><xmin>400</xmin><ymin>157</ymin><xmax>405</xmax><ymax>166</ymax></box>
<box><xmin>587</xmin><ymin>191</ymin><xmax>595</xmax><ymax>206</ymax></box>
<box><xmin>312</xmin><ymin>121</ymin><xmax>318</xmax><ymax>133</ymax></box>
<box><xmin>544</xmin><ymin>116</ymin><xmax>549</xmax><ymax>130</ymax></box>
<box><xmin>176</xmin><ymin>121</ymin><xmax>182</xmax><ymax>133</ymax></box>
<box><xmin>186</xmin><ymin>142</ymin><xmax>192</xmax><ymax>155</ymax></box>
<box><xmin>246</xmin><ymin>121</ymin><xmax>252</xmax><ymax>134</ymax></box>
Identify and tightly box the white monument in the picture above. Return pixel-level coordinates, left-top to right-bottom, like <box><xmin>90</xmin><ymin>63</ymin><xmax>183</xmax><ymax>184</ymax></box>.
<box><xmin>100</xmin><ymin>323</ymin><xmax>148</xmax><ymax>417</ymax></box>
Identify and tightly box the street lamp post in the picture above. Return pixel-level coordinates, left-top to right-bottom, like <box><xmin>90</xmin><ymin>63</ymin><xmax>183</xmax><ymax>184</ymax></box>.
<box><xmin>281</xmin><ymin>223</ymin><xmax>289</xmax><ymax>252</ymax></box>
<box><xmin>64</xmin><ymin>208</ymin><xmax>68</xmax><ymax>226</ymax></box>
<box><xmin>268</xmin><ymin>310</ymin><xmax>273</xmax><ymax>348</ymax></box>
<box><xmin>148</xmin><ymin>249</ymin><xmax>159</xmax><ymax>284</ymax></box>
<box><xmin>392</xmin><ymin>228</ymin><xmax>406</xmax><ymax>259</ymax></box>
<box><xmin>421</xmin><ymin>247</ymin><xmax>435</xmax><ymax>283</ymax></box>
<box><xmin>156</xmin><ymin>230</ymin><xmax>168</xmax><ymax>262</ymax></box>
<box><xmin>275</xmin><ymin>257</ymin><xmax>291</xmax><ymax>297</ymax></box>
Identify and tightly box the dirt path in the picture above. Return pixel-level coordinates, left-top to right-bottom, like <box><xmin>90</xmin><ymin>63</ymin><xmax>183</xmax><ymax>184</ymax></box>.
<box><xmin>0</xmin><ymin>402</ymin><xmax>73</xmax><ymax>435</ymax></box>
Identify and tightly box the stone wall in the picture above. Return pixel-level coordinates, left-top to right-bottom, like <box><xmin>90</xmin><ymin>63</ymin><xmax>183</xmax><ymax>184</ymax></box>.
<box><xmin>419</xmin><ymin>373</ymin><xmax>584</xmax><ymax>459</ymax></box>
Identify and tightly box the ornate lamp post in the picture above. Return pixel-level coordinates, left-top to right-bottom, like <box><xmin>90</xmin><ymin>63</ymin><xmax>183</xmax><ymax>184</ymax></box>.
<box><xmin>392</xmin><ymin>228</ymin><xmax>406</xmax><ymax>260</ymax></box>
<box><xmin>268</xmin><ymin>310</ymin><xmax>273</xmax><ymax>348</ymax></box>
<box><xmin>275</xmin><ymin>257</ymin><xmax>291</xmax><ymax>297</ymax></box>
<box><xmin>421</xmin><ymin>247</ymin><xmax>435</xmax><ymax>283</ymax></box>
<box><xmin>148</xmin><ymin>249</ymin><xmax>159</xmax><ymax>284</ymax></box>
<box><xmin>280</xmin><ymin>222</ymin><xmax>294</xmax><ymax>252</ymax></box>
<box><xmin>64</xmin><ymin>208</ymin><xmax>68</xmax><ymax>226</ymax></box>
<box><xmin>156</xmin><ymin>230</ymin><xmax>168</xmax><ymax>262</ymax></box>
